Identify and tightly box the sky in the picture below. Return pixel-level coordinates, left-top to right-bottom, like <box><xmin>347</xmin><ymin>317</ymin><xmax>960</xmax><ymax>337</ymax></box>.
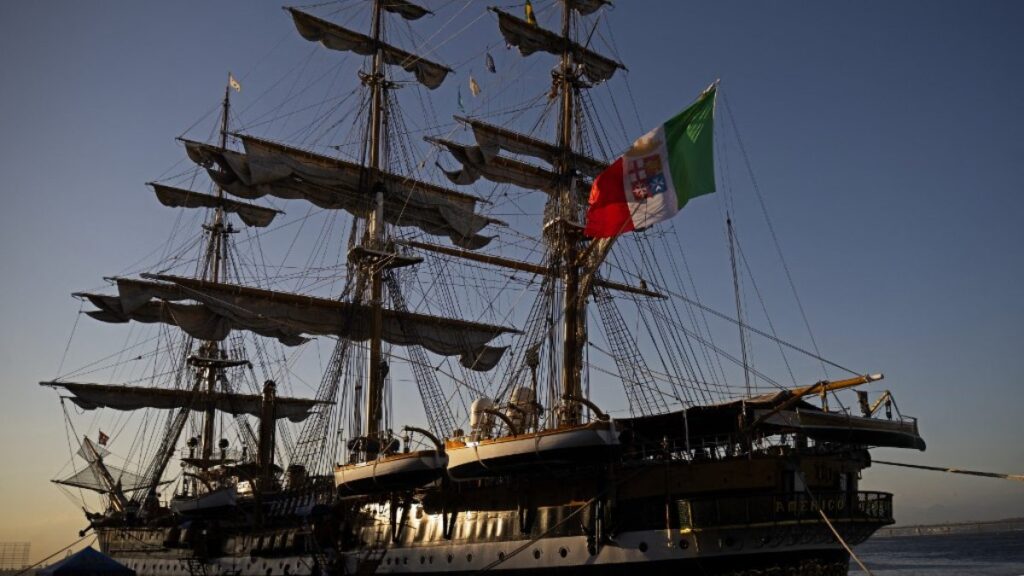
<box><xmin>2</xmin><ymin>0</ymin><xmax>1023</xmax><ymax>565</ymax></box>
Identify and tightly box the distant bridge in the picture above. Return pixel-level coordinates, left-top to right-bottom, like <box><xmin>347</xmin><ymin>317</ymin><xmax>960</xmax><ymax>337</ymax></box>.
<box><xmin>877</xmin><ymin>518</ymin><xmax>1024</xmax><ymax>537</ymax></box>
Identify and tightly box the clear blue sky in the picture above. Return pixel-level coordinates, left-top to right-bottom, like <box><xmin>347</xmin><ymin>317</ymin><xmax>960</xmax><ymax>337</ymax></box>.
<box><xmin>1</xmin><ymin>0</ymin><xmax>1022</xmax><ymax>562</ymax></box>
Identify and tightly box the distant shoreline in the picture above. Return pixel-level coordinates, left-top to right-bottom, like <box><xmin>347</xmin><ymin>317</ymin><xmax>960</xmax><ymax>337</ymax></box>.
<box><xmin>877</xmin><ymin>517</ymin><xmax>1024</xmax><ymax>537</ymax></box>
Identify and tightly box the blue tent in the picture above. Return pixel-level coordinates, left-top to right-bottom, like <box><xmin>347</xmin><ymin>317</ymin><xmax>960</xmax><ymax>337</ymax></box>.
<box><xmin>37</xmin><ymin>547</ymin><xmax>135</xmax><ymax>576</ymax></box>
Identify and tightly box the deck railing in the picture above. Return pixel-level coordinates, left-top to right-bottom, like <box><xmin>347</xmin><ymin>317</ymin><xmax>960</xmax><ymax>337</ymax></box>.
<box><xmin>678</xmin><ymin>490</ymin><xmax>893</xmax><ymax>529</ymax></box>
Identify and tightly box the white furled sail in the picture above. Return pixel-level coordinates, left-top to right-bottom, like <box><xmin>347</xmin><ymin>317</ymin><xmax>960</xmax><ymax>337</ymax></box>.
<box><xmin>150</xmin><ymin>183</ymin><xmax>282</xmax><ymax>228</ymax></box>
<box><xmin>491</xmin><ymin>8</ymin><xmax>625</xmax><ymax>83</ymax></box>
<box><xmin>427</xmin><ymin>137</ymin><xmax>561</xmax><ymax>195</ymax></box>
<box><xmin>76</xmin><ymin>276</ymin><xmax>517</xmax><ymax>371</ymax></box>
<box><xmin>183</xmin><ymin>136</ymin><xmax>498</xmax><ymax>249</ymax></box>
<box><xmin>289</xmin><ymin>8</ymin><xmax>451</xmax><ymax>89</ymax></box>
<box><xmin>382</xmin><ymin>0</ymin><xmax>431</xmax><ymax>20</ymax></box>
<box><xmin>42</xmin><ymin>381</ymin><xmax>327</xmax><ymax>423</ymax></box>
<box><xmin>455</xmin><ymin>116</ymin><xmax>608</xmax><ymax>178</ymax></box>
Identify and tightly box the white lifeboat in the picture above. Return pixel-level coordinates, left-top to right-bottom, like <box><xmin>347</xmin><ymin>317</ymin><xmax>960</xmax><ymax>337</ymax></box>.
<box><xmin>446</xmin><ymin>395</ymin><xmax>619</xmax><ymax>481</ymax></box>
<box><xmin>334</xmin><ymin>429</ymin><xmax>448</xmax><ymax>495</ymax></box>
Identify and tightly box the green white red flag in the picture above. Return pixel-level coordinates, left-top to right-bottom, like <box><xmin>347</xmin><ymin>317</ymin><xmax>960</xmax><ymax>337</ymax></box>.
<box><xmin>584</xmin><ymin>83</ymin><xmax>718</xmax><ymax>238</ymax></box>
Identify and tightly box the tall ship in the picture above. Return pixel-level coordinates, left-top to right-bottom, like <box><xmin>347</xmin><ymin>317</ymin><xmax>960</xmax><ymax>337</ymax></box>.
<box><xmin>43</xmin><ymin>2</ymin><xmax>926</xmax><ymax>575</ymax></box>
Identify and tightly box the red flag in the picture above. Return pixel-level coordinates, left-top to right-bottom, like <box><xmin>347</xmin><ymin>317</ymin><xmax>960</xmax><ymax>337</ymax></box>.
<box><xmin>98</xmin><ymin>430</ymin><xmax>110</xmax><ymax>446</ymax></box>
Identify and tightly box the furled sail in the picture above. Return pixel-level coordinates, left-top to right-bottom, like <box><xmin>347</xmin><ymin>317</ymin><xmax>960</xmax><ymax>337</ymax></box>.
<box><xmin>289</xmin><ymin>8</ymin><xmax>451</xmax><ymax>89</ymax></box>
<box><xmin>41</xmin><ymin>381</ymin><xmax>327</xmax><ymax>423</ymax></box>
<box><xmin>454</xmin><ymin>116</ymin><xmax>608</xmax><ymax>178</ymax></box>
<box><xmin>75</xmin><ymin>291</ymin><xmax>307</xmax><ymax>346</ymax></box>
<box><xmin>565</xmin><ymin>0</ymin><xmax>611</xmax><ymax>16</ymax></box>
<box><xmin>150</xmin><ymin>183</ymin><xmax>282</xmax><ymax>228</ymax></box>
<box><xmin>491</xmin><ymin>9</ymin><xmax>625</xmax><ymax>83</ymax></box>
<box><xmin>78</xmin><ymin>276</ymin><xmax>517</xmax><ymax>371</ymax></box>
<box><xmin>183</xmin><ymin>136</ymin><xmax>497</xmax><ymax>250</ymax></box>
<box><xmin>427</xmin><ymin>137</ymin><xmax>561</xmax><ymax>195</ymax></box>
<box><xmin>382</xmin><ymin>0</ymin><xmax>430</xmax><ymax>20</ymax></box>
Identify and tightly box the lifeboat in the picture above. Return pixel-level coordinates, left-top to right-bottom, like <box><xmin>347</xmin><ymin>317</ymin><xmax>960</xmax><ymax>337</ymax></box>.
<box><xmin>445</xmin><ymin>393</ymin><xmax>620</xmax><ymax>481</ymax></box>
<box><xmin>170</xmin><ymin>485</ymin><xmax>237</xmax><ymax>514</ymax></box>
<box><xmin>445</xmin><ymin>420</ymin><xmax>620</xmax><ymax>480</ymax></box>
<box><xmin>755</xmin><ymin>408</ymin><xmax>926</xmax><ymax>450</ymax></box>
<box><xmin>334</xmin><ymin>430</ymin><xmax>448</xmax><ymax>495</ymax></box>
<box><xmin>335</xmin><ymin>450</ymin><xmax>447</xmax><ymax>495</ymax></box>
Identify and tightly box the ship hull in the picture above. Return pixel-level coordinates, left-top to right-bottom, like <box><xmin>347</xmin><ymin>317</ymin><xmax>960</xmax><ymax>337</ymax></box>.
<box><xmin>97</xmin><ymin>528</ymin><xmax>855</xmax><ymax>576</ymax></box>
<box><xmin>94</xmin><ymin>452</ymin><xmax>891</xmax><ymax>576</ymax></box>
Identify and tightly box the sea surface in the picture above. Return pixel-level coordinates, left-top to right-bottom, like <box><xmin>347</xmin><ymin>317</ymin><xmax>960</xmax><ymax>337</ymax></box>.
<box><xmin>849</xmin><ymin>530</ymin><xmax>1024</xmax><ymax>575</ymax></box>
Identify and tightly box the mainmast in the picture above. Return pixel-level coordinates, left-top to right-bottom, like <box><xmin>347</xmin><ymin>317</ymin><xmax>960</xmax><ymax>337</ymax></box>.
<box><xmin>425</xmin><ymin>1</ymin><xmax>624</xmax><ymax>428</ymax></box>
<box><xmin>200</xmin><ymin>80</ymin><xmax>233</xmax><ymax>462</ymax></box>
<box><xmin>556</xmin><ymin>0</ymin><xmax>583</xmax><ymax>426</ymax></box>
<box><xmin>364</xmin><ymin>0</ymin><xmax>387</xmax><ymax>456</ymax></box>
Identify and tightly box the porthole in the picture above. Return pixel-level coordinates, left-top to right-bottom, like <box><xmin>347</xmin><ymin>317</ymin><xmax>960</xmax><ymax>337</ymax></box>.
<box><xmin>429</xmin><ymin>556</ymin><xmax>434</xmax><ymax>564</ymax></box>
<box><xmin>420</xmin><ymin>556</ymin><xmax>425</xmax><ymax>565</ymax></box>
<box><xmin>533</xmin><ymin>549</ymin><xmax>541</xmax><ymax>559</ymax></box>
<box><xmin>498</xmin><ymin>552</ymin><xmax>506</xmax><ymax>561</ymax></box>
<box><xmin>403</xmin><ymin>557</ymin><xmax>408</xmax><ymax>565</ymax></box>
<box><xmin>447</xmin><ymin>554</ymin><xmax>453</xmax><ymax>563</ymax></box>
<box><xmin>638</xmin><ymin>541</ymin><xmax>648</xmax><ymax>552</ymax></box>
<box><xmin>466</xmin><ymin>554</ymin><xmax>473</xmax><ymax>562</ymax></box>
<box><xmin>558</xmin><ymin>547</ymin><xmax>568</xmax><ymax>558</ymax></box>
<box><xmin>385</xmin><ymin>559</ymin><xmax>391</xmax><ymax>565</ymax></box>
<box><xmin>679</xmin><ymin>538</ymin><xmax>690</xmax><ymax>550</ymax></box>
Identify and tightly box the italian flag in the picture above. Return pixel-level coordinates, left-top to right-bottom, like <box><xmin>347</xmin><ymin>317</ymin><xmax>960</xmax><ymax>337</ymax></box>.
<box><xmin>584</xmin><ymin>83</ymin><xmax>717</xmax><ymax>238</ymax></box>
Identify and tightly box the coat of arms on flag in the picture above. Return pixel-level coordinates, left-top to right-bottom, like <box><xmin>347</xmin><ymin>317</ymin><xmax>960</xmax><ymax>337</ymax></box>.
<box><xmin>628</xmin><ymin>154</ymin><xmax>668</xmax><ymax>200</ymax></box>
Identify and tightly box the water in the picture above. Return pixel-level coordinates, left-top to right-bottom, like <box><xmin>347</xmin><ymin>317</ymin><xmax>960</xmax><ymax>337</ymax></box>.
<box><xmin>849</xmin><ymin>530</ymin><xmax>1024</xmax><ymax>575</ymax></box>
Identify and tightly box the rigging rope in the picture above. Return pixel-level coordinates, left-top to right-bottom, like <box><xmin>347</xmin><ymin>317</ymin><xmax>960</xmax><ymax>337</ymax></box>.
<box><xmin>644</xmin><ymin>280</ymin><xmax>861</xmax><ymax>378</ymax></box>
<box><xmin>874</xmin><ymin>460</ymin><xmax>1024</xmax><ymax>483</ymax></box>
<box><xmin>720</xmin><ymin>92</ymin><xmax>831</xmax><ymax>379</ymax></box>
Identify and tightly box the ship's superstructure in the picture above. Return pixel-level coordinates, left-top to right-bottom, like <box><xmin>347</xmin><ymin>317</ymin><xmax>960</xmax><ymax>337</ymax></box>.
<box><xmin>43</xmin><ymin>2</ymin><xmax>925</xmax><ymax>576</ymax></box>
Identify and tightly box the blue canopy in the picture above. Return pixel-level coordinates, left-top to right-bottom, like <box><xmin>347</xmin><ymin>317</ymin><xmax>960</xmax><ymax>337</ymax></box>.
<box><xmin>37</xmin><ymin>547</ymin><xmax>136</xmax><ymax>576</ymax></box>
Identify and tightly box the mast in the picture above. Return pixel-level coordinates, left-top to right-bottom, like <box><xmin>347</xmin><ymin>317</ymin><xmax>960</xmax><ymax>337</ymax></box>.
<box><xmin>365</xmin><ymin>0</ymin><xmax>387</xmax><ymax>455</ymax></box>
<box><xmin>257</xmin><ymin>381</ymin><xmax>277</xmax><ymax>486</ymax></box>
<box><xmin>557</xmin><ymin>0</ymin><xmax>583</xmax><ymax>425</ymax></box>
<box><xmin>727</xmin><ymin>215</ymin><xmax>752</xmax><ymax>397</ymax></box>
<box><xmin>200</xmin><ymin>81</ymin><xmax>232</xmax><ymax>461</ymax></box>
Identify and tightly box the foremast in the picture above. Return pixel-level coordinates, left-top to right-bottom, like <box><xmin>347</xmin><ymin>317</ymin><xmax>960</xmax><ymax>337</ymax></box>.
<box><xmin>63</xmin><ymin>2</ymin><xmax>510</xmax><ymax>499</ymax></box>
